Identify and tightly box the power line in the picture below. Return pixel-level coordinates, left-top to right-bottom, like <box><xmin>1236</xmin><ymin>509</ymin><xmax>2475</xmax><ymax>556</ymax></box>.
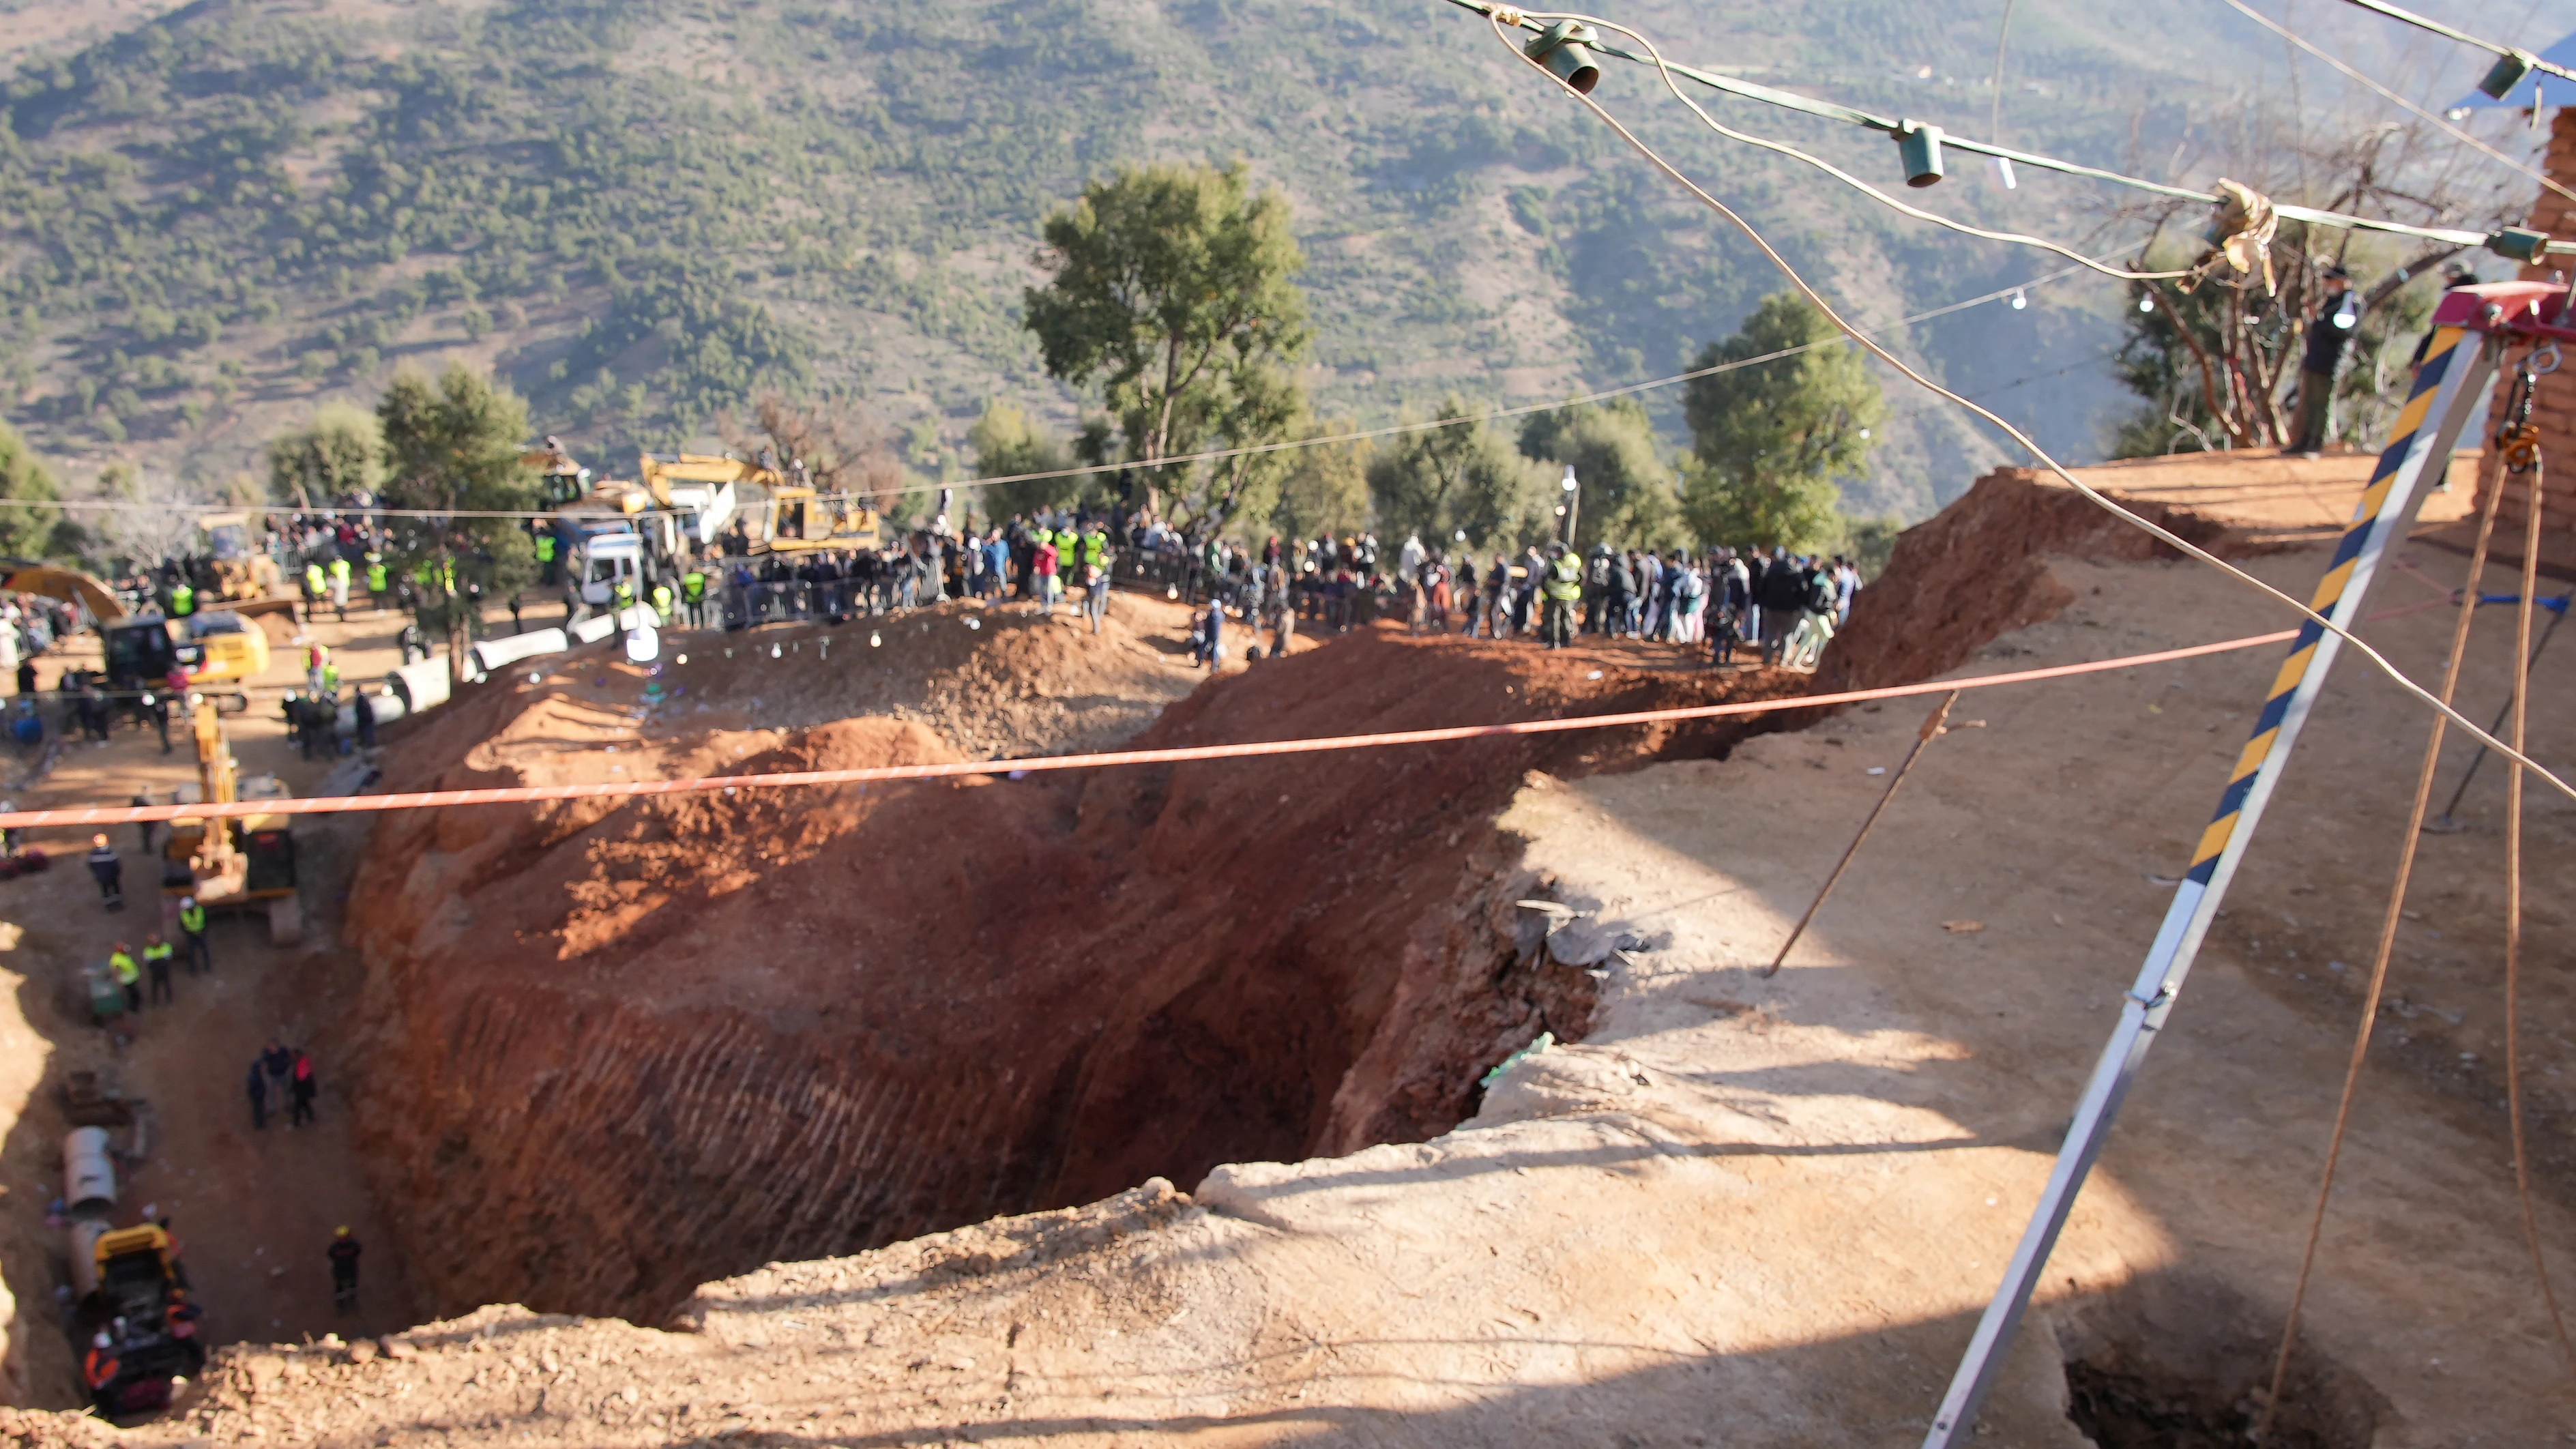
<box><xmin>1454</xmin><ymin>0</ymin><xmax>2567</xmax><ymax>258</ymax></box>
<box><xmin>1479</xmin><ymin>4</ymin><xmax>2576</xmax><ymax>834</ymax></box>
<box><xmin>2217</xmin><ymin>0</ymin><xmax>2576</xmax><ymax>207</ymax></box>
<box><xmin>2</xmin><ymin>258</ymin><xmax>2101</xmax><ymax>527</ymax></box>
<box><xmin>2333</xmin><ymin>0</ymin><xmax>2576</xmax><ymax>87</ymax></box>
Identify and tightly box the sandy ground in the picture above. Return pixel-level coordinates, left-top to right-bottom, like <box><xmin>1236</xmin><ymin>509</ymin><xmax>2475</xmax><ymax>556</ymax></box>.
<box><xmin>0</xmin><ymin>589</ymin><xmax>591</xmax><ymax>1403</ymax></box>
<box><xmin>0</xmin><ymin>518</ymin><xmax>2547</xmax><ymax>1446</ymax></box>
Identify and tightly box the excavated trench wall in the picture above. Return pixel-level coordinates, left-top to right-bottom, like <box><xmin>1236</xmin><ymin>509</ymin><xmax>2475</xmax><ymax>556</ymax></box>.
<box><xmin>345</xmin><ymin>624</ymin><xmax>1808</xmax><ymax>1323</ymax></box>
<box><xmin>343</xmin><ymin>475</ymin><xmax>2241</xmax><ymax>1326</ymax></box>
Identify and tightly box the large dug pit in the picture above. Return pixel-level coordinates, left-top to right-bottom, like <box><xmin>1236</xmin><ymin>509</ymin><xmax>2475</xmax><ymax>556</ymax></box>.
<box><xmin>340</xmin><ymin>477</ymin><xmax>2244</xmax><ymax>1328</ymax></box>
<box><xmin>343</xmin><ymin>600</ymin><xmax>1812</xmax><ymax>1323</ymax></box>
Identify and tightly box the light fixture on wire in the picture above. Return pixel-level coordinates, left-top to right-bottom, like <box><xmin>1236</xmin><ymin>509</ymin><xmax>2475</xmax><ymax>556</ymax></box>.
<box><xmin>2010</xmin><ymin>289</ymin><xmax>2028</xmax><ymax>310</ymax></box>
<box><xmin>2139</xmin><ymin>295</ymin><xmax>2156</xmax><ymax>314</ymax></box>
<box><xmin>1523</xmin><ymin>20</ymin><xmax>1602</xmax><ymax>94</ymax></box>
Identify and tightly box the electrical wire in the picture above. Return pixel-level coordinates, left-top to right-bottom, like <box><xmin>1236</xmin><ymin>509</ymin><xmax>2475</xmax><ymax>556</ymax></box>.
<box><xmin>2499</xmin><ymin>452</ymin><xmax>2576</xmax><ymax>1377</ymax></box>
<box><xmin>0</xmin><ymin>258</ymin><xmax>2119</xmax><ymax>524</ymax></box>
<box><xmin>1454</xmin><ymin>0</ymin><xmax>2568</xmax><ymax>255</ymax></box>
<box><xmin>0</xmin><ymin>626</ymin><xmax>2317</xmax><ymax>830</ymax></box>
<box><xmin>1483</xmin><ymin>9</ymin><xmax>2576</xmax><ymax>816</ymax></box>
<box><xmin>2216</xmin><ymin>0</ymin><xmax>2576</xmax><ymax>207</ymax></box>
<box><xmin>2334</xmin><ymin>0</ymin><xmax>2576</xmax><ymax>85</ymax></box>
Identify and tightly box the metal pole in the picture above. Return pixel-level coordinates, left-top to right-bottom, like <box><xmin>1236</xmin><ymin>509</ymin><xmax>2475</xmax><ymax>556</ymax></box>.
<box><xmin>1763</xmin><ymin>690</ymin><xmax>1958</xmax><ymax>978</ymax></box>
<box><xmin>2425</xmin><ymin>598</ymin><xmax>2566</xmax><ymax>830</ymax></box>
<box><xmin>1921</xmin><ymin>321</ymin><xmax>2501</xmax><ymax>1446</ymax></box>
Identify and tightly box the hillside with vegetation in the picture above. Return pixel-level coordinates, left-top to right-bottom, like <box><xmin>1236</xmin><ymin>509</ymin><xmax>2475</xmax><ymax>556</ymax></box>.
<box><xmin>0</xmin><ymin>0</ymin><xmax>2552</xmax><ymax>537</ymax></box>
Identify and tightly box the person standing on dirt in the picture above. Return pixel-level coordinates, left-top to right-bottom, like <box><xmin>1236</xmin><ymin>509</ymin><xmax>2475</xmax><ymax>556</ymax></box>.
<box><xmin>289</xmin><ymin>1050</ymin><xmax>318</xmax><ymax>1128</ymax></box>
<box><xmin>178</xmin><ymin>896</ymin><xmax>211</xmax><ymax>975</ymax></box>
<box><xmin>108</xmin><ymin>943</ymin><xmax>140</xmax><ymax>1015</ymax></box>
<box><xmin>1034</xmin><ymin>533</ymin><xmax>1060</xmax><ymax>617</ymax></box>
<box><xmin>142</xmin><ymin>934</ymin><xmax>174</xmax><ymax>1006</ymax></box>
<box><xmin>328</xmin><ymin>1227</ymin><xmax>362</xmax><ymax>1311</ymax></box>
<box><xmin>353</xmin><ymin>688</ymin><xmax>377</xmax><ymax>750</ymax></box>
<box><xmin>246</xmin><ymin>1060</ymin><xmax>269</xmax><ymax>1131</ymax></box>
<box><xmin>261</xmin><ymin>1039</ymin><xmax>293</xmax><ymax>1104</ymax></box>
<box><xmin>85</xmin><ymin>834</ymin><xmax>123</xmax><ymax>911</ymax></box>
<box><xmin>2287</xmin><ymin>265</ymin><xmax>2358</xmax><ymax>458</ymax></box>
<box><xmin>682</xmin><ymin>561</ymin><xmax>709</xmax><ymax>630</ymax></box>
<box><xmin>14</xmin><ymin>657</ymin><xmax>33</xmax><ymax>699</ymax></box>
<box><xmin>329</xmin><ymin>557</ymin><xmax>352</xmax><ymax>621</ymax></box>
<box><xmin>1540</xmin><ymin>543</ymin><xmax>1582</xmax><ymax>649</ymax></box>
<box><xmin>1757</xmin><ymin>546</ymin><xmax>1804</xmax><ymax>664</ymax></box>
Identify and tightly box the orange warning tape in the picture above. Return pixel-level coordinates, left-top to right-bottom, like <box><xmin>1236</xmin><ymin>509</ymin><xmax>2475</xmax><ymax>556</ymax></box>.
<box><xmin>0</xmin><ymin>627</ymin><xmax>2333</xmax><ymax>831</ymax></box>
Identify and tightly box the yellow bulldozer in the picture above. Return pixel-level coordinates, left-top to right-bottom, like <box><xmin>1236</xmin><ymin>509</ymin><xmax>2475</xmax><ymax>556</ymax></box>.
<box><xmin>165</xmin><ymin>694</ymin><xmax>299</xmax><ymax>943</ymax></box>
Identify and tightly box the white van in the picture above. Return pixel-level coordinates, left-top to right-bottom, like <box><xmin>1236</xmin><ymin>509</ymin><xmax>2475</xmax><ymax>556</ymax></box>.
<box><xmin>573</xmin><ymin>532</ymin><xmax>644</xmax><ymax>613</ymax></box>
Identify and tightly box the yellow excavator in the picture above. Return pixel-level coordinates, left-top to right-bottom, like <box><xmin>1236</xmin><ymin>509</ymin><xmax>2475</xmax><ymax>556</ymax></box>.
<box><xmin>638</xmin><ymin>452</ymin><xmax>882</xmax><ymax>555</ymax></box>
<box><xmin>193</xmin><ymin>513</ymin><xmax>284</xmax><ymax>602</ymax></box>
<box><xmin>164</xmin><ymin>694</ymin><xmax>299</xmax><ymax>943</ymax></box>
<box><xmin>0</xmin><ymin>561</ymin><xmax>271</xmax><ymax>705</ymax></box>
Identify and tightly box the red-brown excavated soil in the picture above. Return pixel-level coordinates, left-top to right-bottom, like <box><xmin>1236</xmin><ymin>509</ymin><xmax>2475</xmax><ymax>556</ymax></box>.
<box><xmin>340</xmin><ymin>471</ymin><xmax>2250</xmax><ymax>1330</ymax></box>
<box><xmin>1817</xmin><ymin>467</ymin><xmax>2246</xmax><ymax>693</ymax></box>
<box><xmin>344</xmin><ymin>611</ymin><xmax>1810</xmax><ymax>1324</ymax></box>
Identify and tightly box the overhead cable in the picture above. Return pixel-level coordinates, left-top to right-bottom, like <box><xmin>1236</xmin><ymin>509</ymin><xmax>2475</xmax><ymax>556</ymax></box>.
<box><xmin>1474</xmin><ymin>8</ymin><xmax>2576</xmax><ymax>818</ymax></box>
<box><xmin>2216</xmin><ymin>0</ymin><xmax>2576</xmax><ymax>207</ymax></box>
<box><xmin>2332</xmin><ymin>0</ymin><xmax>2576</xmax><ymax>89</ymax></box>
<box><xmin>0</xmin><ymin>628</ymin><xmax>2319</xmax><ymax>830</ymax></box>
<box><xmin>1448</xmin><ymin>0</ymin><xmax>2568</xmax><ymax>260</ymax></box>
<box><xmin>3</xmin><ymin>257</ymin><xmax>2114</xmax><ymax>524</ymax></box>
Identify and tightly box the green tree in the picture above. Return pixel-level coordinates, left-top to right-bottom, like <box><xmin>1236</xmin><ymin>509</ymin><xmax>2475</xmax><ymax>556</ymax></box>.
<box><xmin>1264</xmin><ymin>424</ymin><xmax>1374</xmax><ymax>543</ymax></box>
<box><xmin>266</xmin><ymin>402</ymin><xmax>385</xmax><ymax>506</ymax></box>
<box><xmin>1517</xmin><ymin>396</ymin><xmax>1682</xmax><ymax>551</ymax></box>
<box><xmin>968</xmin><ymin>401</ymin><xmax>1074</xmax><ymax>522</ymax></box>
<box><xmin>0</xmin><ymin>418</ymin><xmax>65</xmax><ymax>560</ymax></box>
<box><xmin>1366</xmin><ymin>400</ymin><xmax>1548</xmax><ymax>551</ymax></box>
<box><xmin>1680</xmin><ymin>293</ymin><xmax>1881</xmax><ymax>553</ymax></box>
<box><xmin>1023</xmin><ymin>162</ymin><xmax>1311</xmax><ymax>521</ymax></box>
<box><xmin>376</xmin><ymin>364</ymin><xmax>539</xmax><ymax>671</ymax></box>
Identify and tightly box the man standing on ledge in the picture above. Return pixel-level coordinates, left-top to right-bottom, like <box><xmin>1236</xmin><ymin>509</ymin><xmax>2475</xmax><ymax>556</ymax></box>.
<box><xmin>2289</xmin><ymin>264</ymin><xmax>2357</xmax><ymax>458</ymax></box>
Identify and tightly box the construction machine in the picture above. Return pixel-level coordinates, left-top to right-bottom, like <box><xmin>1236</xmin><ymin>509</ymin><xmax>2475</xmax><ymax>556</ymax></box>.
<box><xmin>0</xmin><ymin>561</ymin><xmax>274</xmax><ymax>707</ymax></box>
<box><xmin>165</xmin><ymin>695</ymin><xmax>299</xmax><ymax>943</ymax></box>
<box><xmin>76</xmin><ymin>1223</ymin><xmax>203</xmax><ymax>1419</ymax></box>
<box><xmin>194</xmin><ymin>512</ymin><xmax>284</xmax><ymax>602</ymax></box>
<box><xmin>639</xmin><ymin>452</ymin><xmax>880</xmax><ymax>555</ymax></box>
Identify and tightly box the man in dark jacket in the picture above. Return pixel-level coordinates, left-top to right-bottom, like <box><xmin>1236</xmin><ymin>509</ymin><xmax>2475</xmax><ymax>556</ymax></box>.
<box><xmin>1757</xmin><ymin>547</ymin><xmax>1806</xmax><ymax>664</ymax></box>
<box><xmin>1602</xmin><ymin>551</ymin><xmax>1635</xmax><ymax>639</ymax></box>
<box><xmin>2289</xmin><ymin>265</ymin><xmax>2358</xmax><ymax>456</ymax></box>
<box><xmin>84</xmin><ymin>834</ymin><xmax>121</xmax><ymax>911</ymax></box>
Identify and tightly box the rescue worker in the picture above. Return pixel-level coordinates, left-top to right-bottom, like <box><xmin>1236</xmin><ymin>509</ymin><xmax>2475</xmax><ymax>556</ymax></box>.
<box><xmin>328</xmin><ymin>1227</ymin><xmax>362</xmax><ymax>1311</ymax></box>
<box><xmin>534</xmin><ymin>527</ymin><xmax>559</xmax><ymax>587</ymax></box>
<box><xmin>611</xmin><ymin>577</ymin><xmax>636</xmax><ymax>617</ymax></box>
<box><xmin>178</xmin><ymin>895</ymin><xmax>211</xmax><ymax>974</ymax></box>
<box><xmin>1540</xmin><ymin>542</ymin><xmax>1583</xmax><ymax>649</ymax></box>
<box><xmin>650</xmin><ymin>579</ymin><xmax>674</xmax><ymax>626</ymax></box>
<box><xmin>303</xmin><ymin>559</ymin><xmax>326</xmax><ymax>610</ymax></box>
<box><xmin>364</xmin><ymin>551</ymin><xmax>389</xmax><ymax>609</ymax></box>
<box><xmin>328</xmin><ymin>556</ymin><xmax>352</xmax><ymax>620</ymax></box>
<box><xmin>168</xmin><ymin>576</ymin><xmax>195</xmax><ymax>619</ymax></box>
<box><xmin>82</xmin><ymin>1332</ymin><xmax>119</xmax><ymax>1402</ymax></box>
<box><xmin>108</xmin><ymin>941</ymin><xmax>140</xmax><ymax>1015</ymax></box>
<box><xmin>289</xmin><ymin>1050</ymin><xmax>318</xmax><ymax>1128</ymax></box>
<box><xmin>85</xmin><ymin>834</ymin><xmax>123</xmax><ymax>911</ymax></box>
<box><xmin>1081</xmin><ymin>525</ymin><xmax>1112</xmax><ymax>634</ymax></box>
<box><xmin>682</xmin><ymin>561</ymin><xmax>709</xmax><ymax>629</ymax></box>
<box><xmin>141</xmin><ymin>934</ymin><xmax>174</xmax><ymax>1006</ymax></box>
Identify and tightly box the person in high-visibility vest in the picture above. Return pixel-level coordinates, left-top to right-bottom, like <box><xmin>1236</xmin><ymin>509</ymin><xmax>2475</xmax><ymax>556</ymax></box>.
<box><xmin>649</xmin><ymin>581</ymin><xmax>673</xmax><ymax>624</ymax></box>
<box><xmin>108</xmin><ymin>942</ymin><xmax>140</xmax><ymax>1016</ymax></box>
<box><xmin>611</xmin><ymin>578</ymin><xmax>636</xmax><ymax>619</ymax></box>
<box><xmin>534</xmin><ymin>528</ymin><xmax>559</xmax><ymax>586</ymax></box>
<box><xmin>327</xmin><ymin>557</ymin><xmax>351</xmax><ymax>620</ymax></box>
<box><xmin>303</xmin><ymin>561</ymin><xmax>325</xmax><ymax>604</ymax></box>
<box><xmin>1081</xmin><ymin>526</ymin><xmax>1113</xmax><ymax>634</ymax></box>
<box><xmin>1540</xmin><ymin>542</ymin><xmax>1583</xmax><ymax>650</ymax></box>
<box><xmin>141</xmin><ymin>934</ymin><xmax>175</xmax><ymax>1006</ymax></box>
<box><xmin>681</xmin><ymin>564</ymin><xmax>709</xmax><ymax>629</ymax></box>
<box><xmin>178</xmin><ymin>894</ymin><xmax>211</xmax><ymax>974</ymax></box>
<box><xmin>364</xmin><ymin>551</ymin><xmax>388</xmax><ymax>606</ymax></box>
<box><xmin>321</xmin><ymin>660</ymin><xmax>340</xmax><ymax>696</ymax></box>
<box><xmin>169</xmin><ymin>579</ymin><xmax>195</xmax><ymax>618</ymax></box>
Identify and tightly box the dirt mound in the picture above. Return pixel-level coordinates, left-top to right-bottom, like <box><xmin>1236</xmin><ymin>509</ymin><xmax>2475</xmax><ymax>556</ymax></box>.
<box><xmin>342</xmin><ymin>624</ymin><xmax>1807</xmax><ymax>1324</ymax></box>
<box><xmin>1817</xmin><ymin>467</ymin><xmax>2248</xmax><ymax>693</ymax></box>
